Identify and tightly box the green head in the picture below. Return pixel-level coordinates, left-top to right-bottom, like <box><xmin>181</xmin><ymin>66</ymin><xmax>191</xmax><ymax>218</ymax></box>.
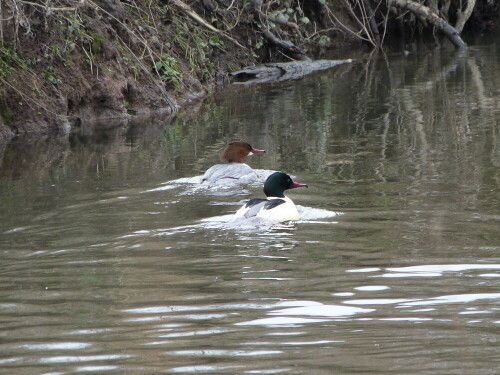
<box><xmin>263</xmin><ymin>172</ymin><xmax>308</xmax><ymax>198</ymax></box>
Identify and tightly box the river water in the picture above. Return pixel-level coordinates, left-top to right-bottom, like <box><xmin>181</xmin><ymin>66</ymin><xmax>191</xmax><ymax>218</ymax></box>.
<box><xmin>1</xmin><ymin>39</ymin><xmax>499</xmax><ymax>374</ymax></box>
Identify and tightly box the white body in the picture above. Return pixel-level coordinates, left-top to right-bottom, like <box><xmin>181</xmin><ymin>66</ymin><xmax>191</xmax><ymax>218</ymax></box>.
<box><xmin>202</xmin><ymin>163</ymin><xmax>256</xmax><ymax>185</ymax></box>
<box><xmin>234</xmin><ymin>196</ymin><xmax>300</xmax><ymax>222</ymax></box>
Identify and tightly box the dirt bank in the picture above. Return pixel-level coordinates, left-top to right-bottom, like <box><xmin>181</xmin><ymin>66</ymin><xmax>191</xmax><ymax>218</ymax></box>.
<box><xmin>0</xmin><ymin>0</ymin><xmax>498</xmax><ymax>141</ymax></box>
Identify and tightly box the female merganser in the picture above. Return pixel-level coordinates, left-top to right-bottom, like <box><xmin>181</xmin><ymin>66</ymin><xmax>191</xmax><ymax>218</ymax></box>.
<box><xmin>201</xmin><ymin>141</ymin><xmax>266</xmax><ymax>184</ymax></box>
<box><xmin>234</xmin><ymin>172</ymin><xmax>308</xmax><ymax>222</ymax></box>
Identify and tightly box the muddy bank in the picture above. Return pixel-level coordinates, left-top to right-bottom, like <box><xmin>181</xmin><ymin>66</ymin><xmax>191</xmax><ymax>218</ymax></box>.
<box><xmin>0</xmin><ymin>0</ymin><xmax>498</xmax><ymax>141</ymax></box>
<box><xmin>1</xmin><ymin>0</ymin><xmax>355</xmax><ymax>140</ymax></box>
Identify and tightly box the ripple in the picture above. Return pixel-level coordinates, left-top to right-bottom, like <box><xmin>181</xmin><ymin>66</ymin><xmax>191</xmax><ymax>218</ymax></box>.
<box><xmin>345</xmin><ymin>298</ymin><xmax>416</xmax><ymax>305</ymax></box>
<box><xmin>243</xmin><ymin>370</ymin><xmax>289</xmax><ymax>374</ymax></box>
<box><xmin>354</xmin><ymin>285</ymin><xmax>389</xmax><ymax>291</ymax></box>
<box><xmin>124</xmin><ymin>302</ymin><xmax>273</xmax><ymax>315</ymax></box>
<box><xmin>386</xmin><ymin>264</ymin><xmax>500</xmax><ymax>273</ymax></box>
<box><xmin>346</xmin><ymin>268</ymin><xmax>381</xmax><ymax>273</ymax></box>
<box><xmin>399</xmin><ymin>293</ymin><xmax>500</xmax><ymax>307</ymax></box>
<box><xmin>332</xmin><ymin>292</ymin><xmax>355</xmax><ymax>297</ymax></box>
<box><xmin>237</xmin><ymin>300</ymin><xmax>374</xmax><ymax>326</ymax></box>
<box><xmin>379</xmin><ymin>317</ymin><xmax>433</xmax><ymax>322</ymax></box>
<box><xmin>169</xmin><ymin>365</ymin><xmax>242</xmax><ymax>373</ymax></box>
<box><xmin>170</xmin><ymin>350</ymin><xmax>282</xmax><ymax>357</ymax></box>
<box><xmin>75</xmin><ymin>365</ymin><xmax>118</xmax><ymax>372</ymax></box>
<box><xmin>142</xmin><ymin>185</ymin><xmax>178</xmax><ymax>193</ymax></box>
<box><xmin>0</xmin><ymin>357</ymin><xmax>22</xmax><ymax>365</ymax></box>
<box><xmin>39</xmin><ymin>354</ymin><xmax>131</xmax><ymax>364</ymax></box>
<box><xmin>378</xmin><ymin>272</ymin><xmax>442</xmax><ymax>278</ymax></box>
<box><xmin>374</xmin><ymin>264</ymin><xmax>500</xmax><ymax>278</ymax></box>
<box><xmin>21</xmin><ymin>342</ymin><xmax>91</xmax><ymax>350</ymax></box>
<box><xmin>237</xmin><ymin>317</ymin><xmax>331</xmax><ymax>326</ymax></box>
<box><xmin>479</xmin><ymin>273</ymin><xmax>500</xmax><ymax>277</ymax></box>
<box><xmin>270</xmin><ymin>304</ymin><xmax>374</xmax><ymax>317</ymax></box>
<box><xmin>158</xmin><ymin>329</ymin><xmax>231</xmax><ymax>338</ymax></box>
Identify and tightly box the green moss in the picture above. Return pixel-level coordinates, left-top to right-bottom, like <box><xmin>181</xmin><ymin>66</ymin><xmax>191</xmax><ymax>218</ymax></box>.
<box><xmin>42</xmin><ymin>71</ymin><xmax>62</xmax><ymax>85</ymax></box>
<box><xmin>153</xmin><ymin>55</ymin><xmax>182</xmax><ymax>86</ymax></box>
<box><xmin>0</xmin><ymin>48</ymin><xmax>15</xmax><ymax>77</ymax></box>
<box><xmin>0</xmin><ymin>100</ymin><xmax>12</xmax><ymax>124</ymax></box>
<box><xmin>91</xmin><ymin>33</ymin><xmax>103</xmax><ymax>54</ymax></box>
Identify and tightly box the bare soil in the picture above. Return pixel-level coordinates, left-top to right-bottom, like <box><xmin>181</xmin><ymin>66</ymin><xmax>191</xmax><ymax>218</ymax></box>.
<box><xmin>0</xmin><ymin>0</ymin><xmax>498</xmax><ymax>141</ymax></box>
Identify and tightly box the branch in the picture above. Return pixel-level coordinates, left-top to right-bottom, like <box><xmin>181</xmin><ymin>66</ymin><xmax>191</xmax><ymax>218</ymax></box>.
<box><xmin>455</xmin><ymin>0</ymin><xmax>476</xmax><ymax>33</ymax></box>
<box><xmin>170</xmin><ymin>0</ymin><xmax>246</xmax><ymax>49</ymax></box>
<box><xmin>363</xmin><ymin>0</ymin><xmax>381</xmax><ymax>46</ymax></box>
<box><xmin>386</xmin><ymin>0</ymin><xmax>467</xmax><ymax>49</ymax></box>
<box><xmin>262</xmin><ymin>30</ymin><xmax>305</xmax><ymax>56</ymax></box>
<box><xmin>16</xmin><ymin>0</ymin><xmax>82</xmax><ymax>12</ymax></box>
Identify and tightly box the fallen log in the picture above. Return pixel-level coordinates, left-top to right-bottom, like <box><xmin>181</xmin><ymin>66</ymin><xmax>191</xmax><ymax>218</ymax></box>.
<box><xmin>230</xmin><ymin>59</ymin><xmax>353</xmax><ymax>85</ymax></box>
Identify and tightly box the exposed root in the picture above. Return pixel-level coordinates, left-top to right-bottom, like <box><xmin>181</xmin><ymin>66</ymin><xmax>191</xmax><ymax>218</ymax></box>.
<box><xmin>262</xmin><ymin>30</ymin><xmax>305</xmax><ymax>57</ymax></box>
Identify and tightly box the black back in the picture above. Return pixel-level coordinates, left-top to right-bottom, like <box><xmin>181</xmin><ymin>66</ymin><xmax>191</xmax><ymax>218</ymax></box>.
<box><xmin>245</xmin><ymin>198</ymin><xmax>267</xmax><ymax>208</ymax></box>
<box><xmin>264</xmin><ymin>199</ymin><xmax>286</xmax><ymax>210</ymax></box>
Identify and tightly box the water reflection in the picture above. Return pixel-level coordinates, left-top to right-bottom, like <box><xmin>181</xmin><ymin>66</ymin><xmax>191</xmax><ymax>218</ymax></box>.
<box><xmin>0</xmin><ymin>42</ymin><xmax>499</xmax><ymax>374</ymax></box>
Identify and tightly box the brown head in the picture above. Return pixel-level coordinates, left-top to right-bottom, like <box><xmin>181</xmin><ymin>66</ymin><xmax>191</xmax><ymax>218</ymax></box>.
<box><xmin>220</xmin><ymin>141</ymin><xmax>266</xmax><ymax>163</ymax></box>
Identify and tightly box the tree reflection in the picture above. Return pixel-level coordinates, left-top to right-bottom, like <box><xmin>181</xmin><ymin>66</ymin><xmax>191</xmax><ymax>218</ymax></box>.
<box><xmin>0</xmin><ymin>43</ymin><xmax>498</xmax><ymax>207</ymax></box>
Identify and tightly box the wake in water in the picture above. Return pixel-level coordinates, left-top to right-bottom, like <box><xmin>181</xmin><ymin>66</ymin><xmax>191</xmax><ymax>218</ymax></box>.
<box><xmin>200</xmin><ymin>205</ymin><xmax>342</xmax><ymax>231</ymax></box>
<box><xmin>142</xmin><ymin>169</ymin><xmax>276</xmax><ymax>196</ymax></box>
<box><xmin>122</xmin><ymin>205</ymin><xmax>342</xmax><ymax>240</ymax></box>
<box><xmin>134</xmin><ymin>170</ymin><xmax>341</xmax><ymax>236</ymax></box>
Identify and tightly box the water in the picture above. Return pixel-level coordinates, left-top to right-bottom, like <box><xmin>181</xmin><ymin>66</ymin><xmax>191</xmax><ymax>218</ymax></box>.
<box><xmin>1</xmin><ymin>39</ymin><xmax>499</xmax><ymax>374</ymax></box>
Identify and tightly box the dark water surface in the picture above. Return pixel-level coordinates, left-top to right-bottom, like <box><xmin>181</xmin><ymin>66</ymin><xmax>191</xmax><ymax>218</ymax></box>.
<box><xmin>1</xmin><ymin>41</ymin><xmax>499</xmax><ymax>374</ymax></box>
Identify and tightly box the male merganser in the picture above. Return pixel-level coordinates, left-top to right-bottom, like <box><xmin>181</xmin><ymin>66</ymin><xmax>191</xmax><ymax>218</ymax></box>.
<box><xmin>234</xmin><ymin>172</ymin><xmax>308</xmax><ymax>222</ymax></box>
<box><xmin>201</xmin><ymin>141</ymin><xmax>266</xmax><ymax>184</ymax></box>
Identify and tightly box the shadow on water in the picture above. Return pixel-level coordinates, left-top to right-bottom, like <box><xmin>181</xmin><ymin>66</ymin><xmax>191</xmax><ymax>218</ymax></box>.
<box><xmin>0</xmin><ymin>42</ymin><xmax>499</xmax><ymax>374</ymax></box>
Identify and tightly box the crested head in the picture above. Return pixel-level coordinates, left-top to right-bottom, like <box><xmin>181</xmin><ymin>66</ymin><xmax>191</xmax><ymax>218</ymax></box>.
<box><xmin>263</xmin><ymin>172</ymin><xmax>308</xmax><ymax>198</ymax></box>
<box><xmin>220</xmin><ymin>141</ymin><xmax>265</xmax><ymax>163</ymax></box>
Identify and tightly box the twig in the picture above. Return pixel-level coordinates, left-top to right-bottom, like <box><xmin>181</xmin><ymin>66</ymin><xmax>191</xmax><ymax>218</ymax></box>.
<box><xmin>148</xmin><ymin>0</ymin><xmax>158</xmax><ymax>32</ymax></box>
<box><xmin>306</xmin><ymin>27</ymin><xmax>339</xmax><ymax>40</ymax></box>
<box><xmin>362</xmin><ymin>0</ymin><xmax>380</xmax><ymax>46</ymax></box>
<box><xmin>16</xmin><ymin>0</ymin><xmax>80</xmax><ymax>12</ymax></box>
<box><xmin>170</xmin><ymin>0</ymin><xmax>246</xmax><ymax>49</ymax></box>
<box><xmin>0</xmin><ymin>75</ymin><xmax>66</xmax><ymax>118</ymax></box>
<box><xmin>324</xmin><ymin>2</ymin><xmax>372</xmax><ymax>44</ymax></box>
<box><xmin>226</xmin><ymin>0</ymin><xmax>237</xmax><ymax>11</ymax></box>
<box><xmin>380</xmin><ymin>4</ymin><xmax>390</xmax><ymax>47</ymax></box>
<box><xmin>0</xmin><ymin>0</ymin><xmax>3</xmax><ymax>46</ymax></box>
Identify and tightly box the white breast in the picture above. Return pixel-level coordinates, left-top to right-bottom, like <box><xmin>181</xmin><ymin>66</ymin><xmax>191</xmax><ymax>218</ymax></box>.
<box><xmin>257</xmin><ymin>196</ymin><xmax>300</xmax><ymax>222</ymax></box>
<box><xmin>234</xmin><ymin>196</ymin><xmax>300</xmax><ymax>222</ymax></box>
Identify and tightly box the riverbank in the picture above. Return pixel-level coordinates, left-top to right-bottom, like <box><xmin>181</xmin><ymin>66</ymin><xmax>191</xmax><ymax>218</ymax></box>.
<box><xmin>0</xmin><ymin>0</ymin><xmax>352</xmax><ymax>140</ymax></box>
<box><xmin>0</xmin><ymin>0</ymin><xmax>498</xmax><ymax>141</ymax></box>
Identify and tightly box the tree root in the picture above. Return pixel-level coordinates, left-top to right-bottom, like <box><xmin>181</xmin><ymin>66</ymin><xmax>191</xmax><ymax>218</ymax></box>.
<box><xmin>261</xmin><ymin>30</ymin><xmax>305</xmax><ymax>57</ymax></box>
<box><xmin>387</xmin><ymin>0</ymin><xmax>467</xmax><ymax>49</ymax></box>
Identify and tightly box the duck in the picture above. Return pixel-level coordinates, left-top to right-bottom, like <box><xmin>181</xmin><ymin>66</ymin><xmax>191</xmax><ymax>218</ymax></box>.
<box><xmin>234</xmin><ymin>171</ymin><xmax>308</xmax><ymax>222</ymax></box>
<box><xmin>201</xmin><ymin>141</ymin><xmax>266</xmax><ymax>185</ymax></box>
